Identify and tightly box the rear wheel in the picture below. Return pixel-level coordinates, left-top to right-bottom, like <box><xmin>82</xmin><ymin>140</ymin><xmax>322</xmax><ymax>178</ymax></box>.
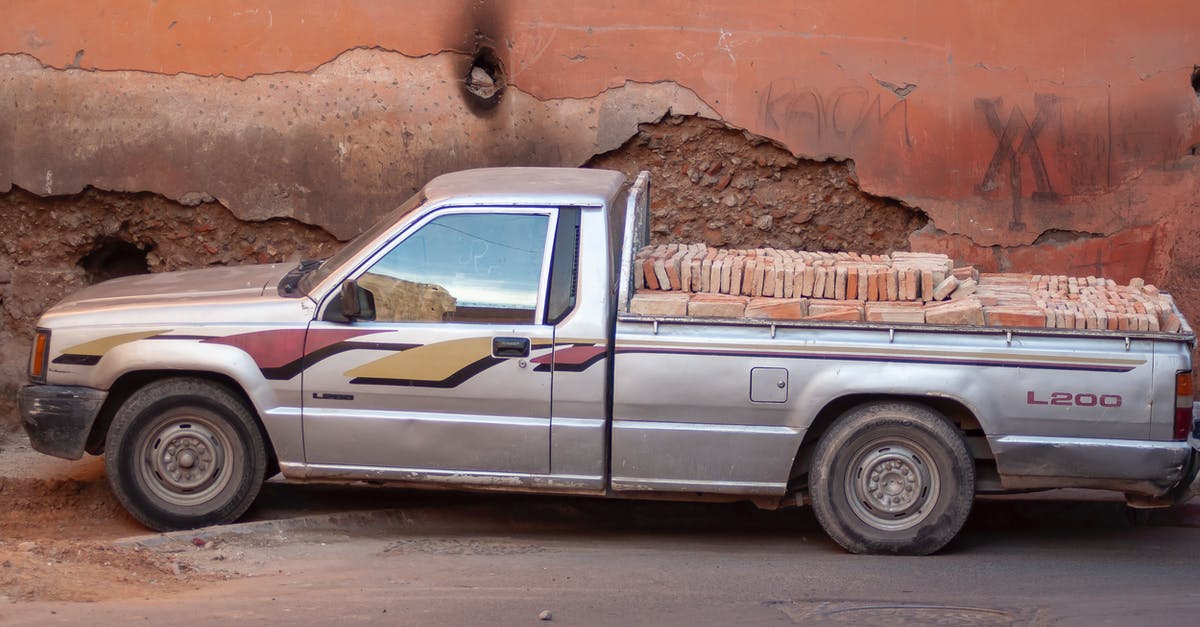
<box><xmin>809</xmin><ymin>401</ymin><xmax>974</xmax><ymax>555</ymax></box>
<box><xmin>105</xmin><ymin>378</ymin><xmax>267</xmax><ymax>531</ymax></box>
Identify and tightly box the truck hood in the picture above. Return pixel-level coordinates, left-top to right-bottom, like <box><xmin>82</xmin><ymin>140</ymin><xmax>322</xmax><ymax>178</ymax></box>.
<box><xmin>45</xmin><ymin>264</ymin><xmax>292</xmax><ymax>315</ymax></box>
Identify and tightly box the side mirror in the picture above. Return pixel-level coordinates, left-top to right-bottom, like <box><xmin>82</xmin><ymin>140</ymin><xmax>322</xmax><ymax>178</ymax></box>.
<box><xmin>339</xmin><ymin>279</ymin><xmax>375</xmax><ymax>321</ymax></box>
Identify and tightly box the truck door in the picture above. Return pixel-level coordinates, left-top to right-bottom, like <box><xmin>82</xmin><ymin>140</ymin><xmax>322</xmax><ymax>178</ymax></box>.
<box><xmin>301</xmin><ymin>207</ymin><xmax>560</xmax><ymax>475</ymax></box>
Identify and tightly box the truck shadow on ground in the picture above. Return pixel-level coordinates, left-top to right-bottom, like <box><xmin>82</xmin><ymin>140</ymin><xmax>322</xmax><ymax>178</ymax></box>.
<box><xmin>241</xmin><ymin>482</ymin><xmax>1172</xmax><ymax>555</ymax></box>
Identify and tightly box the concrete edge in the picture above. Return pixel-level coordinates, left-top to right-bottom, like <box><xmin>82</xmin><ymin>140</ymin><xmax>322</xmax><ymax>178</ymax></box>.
<box><xmin>113</xmin><ymin>508</ymin><xmax>470</xmax><ymax>549</ymax></box>
<box><xmin>113</xmin><ymin>497</ymin><xmax>1200</xmax><ymax>551</ymax></box>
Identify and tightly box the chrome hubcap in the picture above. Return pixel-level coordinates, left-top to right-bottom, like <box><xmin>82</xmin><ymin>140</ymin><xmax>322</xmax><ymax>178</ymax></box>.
<box><xmin>845</xmin><ymin>439</ymin><xmax>940</xmax><ymax>531</ymax></box>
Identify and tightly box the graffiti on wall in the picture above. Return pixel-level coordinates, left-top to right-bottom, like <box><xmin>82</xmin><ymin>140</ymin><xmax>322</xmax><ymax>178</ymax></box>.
<box><xmin>758</xmin><ymin>80</ymin><xmax>914</xmax><ymax>156</ymax></box>
<box><xmin>975</xmin><ymin>94</ymin><xmax>1061</xmax><ymax>231</ymax></box>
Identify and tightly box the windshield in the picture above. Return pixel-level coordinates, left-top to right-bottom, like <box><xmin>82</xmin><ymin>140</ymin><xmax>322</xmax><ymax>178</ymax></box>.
<box><xmin>298</xmin><ymin>192</ymin><xmax>427</xmax><ymax>295</ymax></box>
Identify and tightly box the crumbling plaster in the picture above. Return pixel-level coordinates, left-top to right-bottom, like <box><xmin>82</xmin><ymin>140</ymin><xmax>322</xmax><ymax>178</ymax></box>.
<box><xmin>3</xmin><ymin>1</ymin><xmax>1199</xmax><ymax>247</ymax></box>
<box><xmin>0</xmin><ymin>50</ymin><xmax>717</xmax><ymax>239</ymax></box>
<box><xmin>0</xmin><ymin>0</ymin><xmax>1198</xmax><ymax>376</ymax></box>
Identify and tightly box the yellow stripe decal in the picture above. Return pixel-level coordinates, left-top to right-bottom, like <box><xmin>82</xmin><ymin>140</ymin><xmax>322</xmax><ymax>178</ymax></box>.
<box><xmin>344</xmin><ymin>337</ymin><xmax>494</xmax><ymax>381</ymax></box>
<box><xmin>61</xmin><ymin>330</ymin><xmax>168</xmax><ymax>356</ymax></box>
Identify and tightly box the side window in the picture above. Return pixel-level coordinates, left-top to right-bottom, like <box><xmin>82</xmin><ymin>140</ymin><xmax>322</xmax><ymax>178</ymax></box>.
<box><xmin>358</xmin><ymin>212</ymin><xmax>551</xmax><ymax>324</ymax></box>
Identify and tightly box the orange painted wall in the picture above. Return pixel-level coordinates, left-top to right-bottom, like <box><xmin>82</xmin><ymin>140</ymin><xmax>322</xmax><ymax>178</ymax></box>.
<box><xmin>3</xmin><ymin>1</ymin><xmax>1199</xmax><ymax>292</ymax></box>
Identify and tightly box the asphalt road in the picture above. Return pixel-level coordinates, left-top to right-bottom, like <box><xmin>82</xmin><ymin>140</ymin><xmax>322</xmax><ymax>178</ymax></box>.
<box><xmin>5</xmin><ymin>480</ymin><xmax>1200</xmax><ymax>626</ymax></box>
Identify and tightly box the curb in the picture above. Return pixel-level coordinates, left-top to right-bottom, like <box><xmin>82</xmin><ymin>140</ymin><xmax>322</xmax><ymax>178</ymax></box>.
<box><xmin>113</xmin><ymin>506</ymin><xmax>508</xmax><ymax>550</ymax></box>
<box><xmin>114</xmin><ymin>494</ymin><xmax>1200</xmax><ymax>551</ymax></box>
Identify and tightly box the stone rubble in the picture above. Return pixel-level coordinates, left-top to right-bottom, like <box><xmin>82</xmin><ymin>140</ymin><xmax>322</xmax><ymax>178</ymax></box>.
<box><xmin>630</xmin><ymin>244</ymin><xmax>1182</xmax><ymax>332</ymax></box>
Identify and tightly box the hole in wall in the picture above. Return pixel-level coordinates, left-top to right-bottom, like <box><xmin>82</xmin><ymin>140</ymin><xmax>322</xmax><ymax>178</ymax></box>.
<box><xmin>462</xmin><ymin>45</ymin><xmax>505</xmax><ymax>113</ymax></box>
<box><xmin>78</xmin><ymin>236</ymin><xmax>151</xmax><ymax>284</ymax></box>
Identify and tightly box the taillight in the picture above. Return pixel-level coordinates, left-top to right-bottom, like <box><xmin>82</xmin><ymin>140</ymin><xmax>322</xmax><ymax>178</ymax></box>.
<box><xmin>29</xmin><ymin>329</ymin><xmax>50</xmax><ymax>383</ymax></box>
<box><xmin>1174</xmin><ymin>371</ymin><xmax>1193</xmax><ymax>440</ymax></box>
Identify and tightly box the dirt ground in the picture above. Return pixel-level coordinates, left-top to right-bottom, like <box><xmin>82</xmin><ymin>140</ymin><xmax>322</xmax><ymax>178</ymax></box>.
<box><xmin>0</xmin><ymin>430</ymin><xmax>230</xmax><ymax>604</ymax></box>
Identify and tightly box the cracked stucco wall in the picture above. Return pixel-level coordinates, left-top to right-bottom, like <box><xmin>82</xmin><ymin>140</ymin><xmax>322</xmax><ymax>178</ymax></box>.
<box><xmin>2</xmin><ymin>1</ymin><xmax>1200</xmax><ymax>423</ymax></box>
<box><xmin>0</xmin><ymin>50</ymin><xmax>717</xmax><ymax>239</ymax></box>
<box><xmin>2</xmin><ymin>1</ymin><xmax>1196</xmax><ymax>258</ymax></box>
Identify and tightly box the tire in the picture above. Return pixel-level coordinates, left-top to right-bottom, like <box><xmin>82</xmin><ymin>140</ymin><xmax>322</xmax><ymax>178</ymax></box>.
<box><xmin>104</xmin><ymin>378</ymin><xmax>267</xmax><ymax>531</ymax></box>
<box><xmin>809</xmin><ymin>401</ymin><xmax>975</xmax><ymax>555</ymax></box>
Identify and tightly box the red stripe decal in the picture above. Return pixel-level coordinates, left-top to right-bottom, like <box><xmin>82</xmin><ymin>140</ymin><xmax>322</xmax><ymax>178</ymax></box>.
<box><xmin>531</xmin><ymin>344</ymin><xmax>607</xmax><ymax>366</ymax></box>
<box><xmin>203</xmin><ymin>329</ymin><xmax>376</xmax><ymax>369</ymax></box>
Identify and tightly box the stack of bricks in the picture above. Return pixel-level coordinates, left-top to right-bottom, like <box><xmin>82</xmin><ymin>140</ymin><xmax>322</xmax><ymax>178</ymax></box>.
<box><xmin>629</xmin><ymin>243</ymin><xmax>1183</xmax><ymax>333</ymax></box>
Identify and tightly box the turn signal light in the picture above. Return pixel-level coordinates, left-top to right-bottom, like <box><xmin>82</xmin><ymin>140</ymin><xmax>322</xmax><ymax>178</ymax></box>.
<box><xmin>1174</xmin><ymin>371</ymin><xmax>1193</xmax><ymax>440</ymax></box>
<box><xmin>29</xmin><ymin>329</ymin><xmax>49</xmax><ymax>383</ymax></box>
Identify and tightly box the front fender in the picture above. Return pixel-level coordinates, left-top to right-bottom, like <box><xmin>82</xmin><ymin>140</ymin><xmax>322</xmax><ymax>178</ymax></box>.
<box><xmin>93</xmin><ymin>340</ymin><xmax>276</xmax><ymax>404</ymax></box>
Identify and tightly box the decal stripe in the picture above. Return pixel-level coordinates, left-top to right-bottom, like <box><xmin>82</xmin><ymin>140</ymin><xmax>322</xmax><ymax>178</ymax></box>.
<box><xmin>614</xmin><ymin>345</ymin><xmax>1138</xmax><ymax>373</ymax></box>
<box><xmin>530</xmin><ymin>344</ymin><xmax>605</xmax><ymax>366</ymax></box>
<box><xmin>344</xmin><ymin>337</ymin><xmax>560</xmax><ymax>387</ymax></box>
<box><xmin>345</xmin><ymin>336</ymin><xmax>497</xmax><ymax>381</ymax></box>
<box><xmin>617</xmin><ymin>338</ymin><xmax>1144</xmax><ymax>369</ymax></box>
<box><xmin>51</xmin><ymin>354</ymin><xmax>102</xmax><ymax>366</ymax></box>
<box><xmin>60</xmin><ymin>330</ymin><xmax>167</xmax><ymax>357</ymax></box>
<box><xmin>350</xmin><ymin>356</ymin><xmax>505</xmax><ymax>388</ymax></box>
<box><xmin>263</xmin><ymin>340</ymin><xmax>420</xmax><ymax>381</ymax></box>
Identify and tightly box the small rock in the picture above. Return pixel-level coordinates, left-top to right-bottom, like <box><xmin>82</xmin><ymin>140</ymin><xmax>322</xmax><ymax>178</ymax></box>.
<box><xmin>465</xmin><ymin>66</ymin><xmax>499</xmax><ymax>98</ymax></box>
<box><xmin>2</xmin><ymin>560</ymin><xmax>11</xmax><ymax>568</ymax></box>
<box><xmin>538</xmin><ymin>610</ymin><xmax>553</xmax><ymax>621</ymax></box>
<box><xmin>17</xmin><ymin>542</ymin><xmax>35</xmax><ymax>553</ymax></box>
<box><xmin>192</xmin><ymin>537</ymin><xmax>207</xmax><ymax>548</ymax></box>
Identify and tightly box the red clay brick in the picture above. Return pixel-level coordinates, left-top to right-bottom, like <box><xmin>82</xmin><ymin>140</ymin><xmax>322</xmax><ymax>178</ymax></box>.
<box><xmin>925</xmin><ymin>297</ymin><xmax>985</xmax><ymax>326</ymax></box>
<box><xmin>983</xmin><ymin>307</ymin><xmax>1047</xmax><ymax>328</ymax></box>
<box><xmin>630</xmin><ymin>291</ymin><xmax>689</xmax><ymax>316</ymax></box>
<box><xmin>866</xmin><ymin>301</ymin><xmax>926</xmax><ymax>323</ymax></box>
<box><xmin>746</xmin><ymin>297</ymin><xmax>807</xmax><ymax>320</ymax></box>
<box><xmin>687</xmin><ymin>293</ymin><xmax>749</xmax><ymax>318</ymax></box>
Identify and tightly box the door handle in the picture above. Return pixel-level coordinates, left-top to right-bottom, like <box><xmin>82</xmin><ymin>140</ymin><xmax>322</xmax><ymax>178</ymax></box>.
<box><xmin>492</xmin><ymin>336</ymin><xmax>531</xmax><ymax>358</ymax></box>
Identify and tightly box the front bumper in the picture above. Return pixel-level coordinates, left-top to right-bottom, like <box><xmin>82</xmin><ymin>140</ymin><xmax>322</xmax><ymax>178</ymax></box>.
<box><xmin>18</xmin><ymin>385</ymin><xmax>108</xmax><ymax>460</ymax></box>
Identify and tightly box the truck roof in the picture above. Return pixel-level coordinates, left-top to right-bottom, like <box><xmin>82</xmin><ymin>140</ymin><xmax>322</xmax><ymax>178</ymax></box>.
<box><xmin>422</xmin><ymin>167</ymin><xmax>627</xmax><ymax>208</ymax></box>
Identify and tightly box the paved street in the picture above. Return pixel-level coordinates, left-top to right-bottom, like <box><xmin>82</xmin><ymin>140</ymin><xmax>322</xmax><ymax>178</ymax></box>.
<box><xmin>3</xmin><ymin>441</ymin><xmax>1200</xmax><ymax>627</ymax></box>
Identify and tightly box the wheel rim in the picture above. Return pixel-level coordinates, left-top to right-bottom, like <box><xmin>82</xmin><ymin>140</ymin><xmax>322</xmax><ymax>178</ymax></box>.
<box><xmin>137</xmin><ymin>411</ymin><xmax>236</xmax><ymax>508</ymax></box>
<box><xmin>844</xmin><ymin>437</ymin><xmax>940</xmax><ymax>531</ymax></box>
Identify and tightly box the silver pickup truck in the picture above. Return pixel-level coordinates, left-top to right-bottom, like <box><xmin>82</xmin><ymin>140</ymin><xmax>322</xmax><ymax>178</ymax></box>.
<box><xmin>18</xmin><ymin>167</ymin><xmax>1200</xmax><ymax>554</ymax></box>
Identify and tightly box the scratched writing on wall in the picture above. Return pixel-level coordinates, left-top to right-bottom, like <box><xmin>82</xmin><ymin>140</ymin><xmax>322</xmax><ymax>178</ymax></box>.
<box><xmin>975</xmin><ymin>94</ymin><xmax>1061</xmax><ymax>231</ymax></box>
<box><xmin>759</xmin><ymin>81</ymin><xmax>914</xmax><ymax>157</ymax></box>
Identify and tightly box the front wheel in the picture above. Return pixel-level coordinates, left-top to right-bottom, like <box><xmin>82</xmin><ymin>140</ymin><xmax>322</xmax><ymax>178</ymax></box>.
<box><xmin>809</xmin><ymin>402</ymin><xmax>975</xmax><ymax>555</ymax></box>
<box><xmin>105</xmin><ymin>378</ymin><xmax>267</xmax><ymax>531</ymax></box>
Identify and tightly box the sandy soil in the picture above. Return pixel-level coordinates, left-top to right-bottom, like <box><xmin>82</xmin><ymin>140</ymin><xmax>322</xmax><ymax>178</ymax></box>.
<box><xmin>0</xmin><ymin>431</ymin><xmax>227</xmax><ymax>603</ymax></box>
